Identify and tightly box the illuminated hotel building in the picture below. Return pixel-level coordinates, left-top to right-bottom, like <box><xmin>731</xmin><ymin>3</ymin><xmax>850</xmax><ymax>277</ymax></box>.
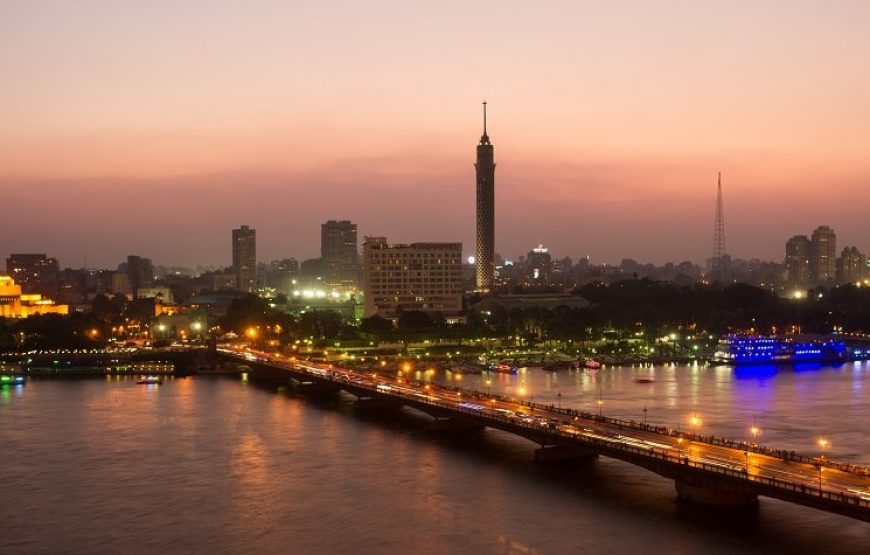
<box><xmin>362</xmin><ymin>237</ymin><xmax>463</xmax><ymax>319</ymax></box>
<box><xmin>475</xmin><ymin>101</ymin><xmax>496</xmax><ymax>292</ymax></box>
<box><xmin>232</xmin><ymin>225</ymin><xmax>257</xmax><ymax>292</ymax></box>
<box><xmin>0</xmin><ymin>276</ymin><xmax>69</xmax><ymax>318</ymax></box>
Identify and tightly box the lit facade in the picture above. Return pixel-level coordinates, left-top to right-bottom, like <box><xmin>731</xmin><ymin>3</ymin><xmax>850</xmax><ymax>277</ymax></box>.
<box><xmin>232</xmin><ymin>225</ymin><xmax>257</xmax><ymax>292</ymax></box>
<box><xmin>837</xmin><ymin>246</ymin><xmax>866</xmax><ymax>284</ymax></box>
<box><xmin>810</xmin><ymin>225</ymin><xmax>836</xmax><ymax>285</ymax></box>
<box><xmin>321</xmin><ymin>220</ymin><xmax>360</xmax><ymax>289</ymax></box>
<box><xmin>363</xmin><ymin>237</ymin><xmax>463</xmax><ymax>319</ymax></box>
<box><xmin>785</xmin><ymin>235</ymin><xmax>811</xmax><ymax>287</ymax></box>
<box><xmin>0</xmin><ymin>276</ymin><xmax>69</xmax><ymax>318</ymax></box>
<box><xmin>475</xmin><ymin>102</ymin><xmax>496</xmax><ymax>292</ymax></box>
<box><xmin>526</xmin><ymin>245</ymin><xmax>552</xmax><ymax>281</ymax></box>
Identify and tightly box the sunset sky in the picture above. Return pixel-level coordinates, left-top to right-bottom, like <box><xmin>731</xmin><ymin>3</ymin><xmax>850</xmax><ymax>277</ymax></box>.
<box><xmin>3</xmin><ymin>1</ymin><xmax>869</xmax><ymax>269</ymax></box>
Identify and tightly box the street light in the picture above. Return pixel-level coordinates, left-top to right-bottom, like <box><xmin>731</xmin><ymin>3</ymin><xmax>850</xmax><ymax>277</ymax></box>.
<box><xmin>817</xmin><ymin>438</ymin><xmax>829</xmax><ymax>492</ymax></box>
<box><xmin>597</xmin><ymin>380</ymin><xmax>604</xmax><ymax>417</ymax></box>
<box><xmin>677</xmin><ymin>437</ymin><xmax>684</xmax><ymax>462</ymax></box>
<box><xmin>690</xmin><ymin>414</ymin><xmax>702</xmax><ymax>436</ymax></box>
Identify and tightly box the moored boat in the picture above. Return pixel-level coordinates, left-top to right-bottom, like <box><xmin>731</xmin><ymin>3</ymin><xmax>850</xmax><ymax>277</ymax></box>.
<box><xmin>711</xmin><ymin>334</ymin><xmax>848</xmax><ymax>365</ymax></box>
<box><xmin>488</xmin><ymin>363</ymin><xmax>518</xmax><ymax>375</ymax></box>
<box><xmin>0</xmin><ymin>375</ymin><xmax>26</xmax><ymax>385</ymax></box>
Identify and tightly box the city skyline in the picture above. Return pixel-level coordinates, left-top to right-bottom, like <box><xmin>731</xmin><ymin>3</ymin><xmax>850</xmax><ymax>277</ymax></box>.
<box><xmin>4</xmin><ymin>2</ymin><xmax>870</xmax><ymax>267</ymax></box>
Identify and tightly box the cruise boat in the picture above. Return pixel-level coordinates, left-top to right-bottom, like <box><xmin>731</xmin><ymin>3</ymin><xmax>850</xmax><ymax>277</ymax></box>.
<box><xmin>711</xmin><ymin>334</ymin><xmax>848</xmax><ymax>365</ymax></box>
<box><xmin>136</xmin><ymin>376</ymin><xmax>163</xmax><ymax>385</ymax></box>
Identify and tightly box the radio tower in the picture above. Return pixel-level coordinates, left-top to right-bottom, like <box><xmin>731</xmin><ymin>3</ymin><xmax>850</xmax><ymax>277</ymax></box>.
<box><xmin>711</xmin><ymin>172</ymin><xmax>727</xmax><ymax>282</ymax></box>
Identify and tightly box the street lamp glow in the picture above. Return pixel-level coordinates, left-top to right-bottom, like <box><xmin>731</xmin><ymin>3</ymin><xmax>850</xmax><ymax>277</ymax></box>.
<box><xmin>818</xmin><ymin>438</ymin><xmax>829</xmax><ymax>454</ymax></box>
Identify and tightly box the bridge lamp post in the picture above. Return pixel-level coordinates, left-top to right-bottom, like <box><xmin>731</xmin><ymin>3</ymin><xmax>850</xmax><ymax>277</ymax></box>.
<box><xmin>817</xmin><ymin>438</ymin><xmax>829</xmax><ymax>492</ymax></box>
<box><xmin>690</xmin><ymin>414</ymin><xmax>702</xmax><ymax>437</ymax></box>
<box><xmin>677</xmin><ymin>437</ymin><xmax>684</xmax><ymax>462</ymax></box>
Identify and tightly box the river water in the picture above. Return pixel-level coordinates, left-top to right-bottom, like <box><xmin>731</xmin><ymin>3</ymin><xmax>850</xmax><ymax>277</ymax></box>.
<box><xmin>2</xmin><ymin>362</ymin><xmax>869</xmax><ymax>554</ymax></box>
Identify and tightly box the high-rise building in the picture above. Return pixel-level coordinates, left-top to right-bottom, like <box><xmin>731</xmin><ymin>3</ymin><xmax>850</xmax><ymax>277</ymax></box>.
<box><xmin>526</xmin><ymin>245</ymin><xmax>552</xmax><ymax>281</ymax></box>
<box><xmin>321</xmin><ymin>220</ymin><xmax>360</xmax><ymax>289</ymax></box>
<box><xmin>5</xmin><ymin>253</ymin><xmax>59</xmax><ymax>297</ymax></box>
<box><xmin>232</xmin><ymin>225</ymin><xmax>257</xmax><ymax>292</ymax></box>
<box><xmin>362</xmin><ymin>237</ymin><xmax>462</xmax><ymax>319</ymax></box>
<box><xmin>785</xmin><ymin>235</ymin><xmax>811</xmax><ymax>287</ymax></box>
<box><xmin>122</xmin><ymin>255</ymin><xmax>154</xmax><ymax>294</ymax></box>
<box><xmin>810</xmin><ymin>225</ymin><xmax>836</xmax><ymax>285</ymax></box>
<box><xmin>836</xmin><ymin>246</ymin><xmax>865</xmax><ymax>284</ymax></box>
<box><xmin>475</xmin><ymin>101</ymin><xmax>496</xmax><ymax>292</ymax></box>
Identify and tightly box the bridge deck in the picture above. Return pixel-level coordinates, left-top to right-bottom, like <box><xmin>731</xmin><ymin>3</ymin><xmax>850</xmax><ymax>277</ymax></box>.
<box><xmin>220</xmin><ymin>348</ymin><xmax>870</xmax><ymax>523</ymax></box>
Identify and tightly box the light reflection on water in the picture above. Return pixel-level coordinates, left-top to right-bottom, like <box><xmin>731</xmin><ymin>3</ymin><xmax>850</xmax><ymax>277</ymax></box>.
<box><xmin>443</xmin><ymin>362</ymin><xmax>870</xmax><ymax>464</ymax></box>
<box><xmin>0</xmin><ymin>372</ymin><xmax>868</xmax><ymax>554</ymax></box>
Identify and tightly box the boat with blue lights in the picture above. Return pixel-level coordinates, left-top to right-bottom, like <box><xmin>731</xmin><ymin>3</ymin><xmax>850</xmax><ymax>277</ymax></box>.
<box><xmin>711</xmin><ymin>334</ymin><xmax>849</xmax><ymax>365</ymax></box>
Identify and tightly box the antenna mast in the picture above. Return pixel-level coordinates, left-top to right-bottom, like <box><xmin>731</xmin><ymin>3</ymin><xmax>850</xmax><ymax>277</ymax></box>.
<box><xmin>712</xmin><ymin>172</ymin><xmax>727</xmax><ymax>281</ymax></box>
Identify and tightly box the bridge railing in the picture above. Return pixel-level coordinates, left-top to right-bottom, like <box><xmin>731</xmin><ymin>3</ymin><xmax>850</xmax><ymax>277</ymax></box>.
<box><xmin>245</xmin><ymin>354</ymin><xmax>870</xmax><ymax>510</ymax></box>
<box><xmin>408</xmin><ymin>395</ymin><xmax>870</xmax><ymax>510</ymax></box>
<box><xmin>416</xmin><ymin>379</ymin><xmax>870</xmax><ymax>478</ymax></box>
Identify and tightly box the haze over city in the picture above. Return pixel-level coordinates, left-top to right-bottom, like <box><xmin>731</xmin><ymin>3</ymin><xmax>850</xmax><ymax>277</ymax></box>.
<box><xmin>3</xmin><ymin>0</ymin><xmax>870</xmax><ymax>267</ymax></box>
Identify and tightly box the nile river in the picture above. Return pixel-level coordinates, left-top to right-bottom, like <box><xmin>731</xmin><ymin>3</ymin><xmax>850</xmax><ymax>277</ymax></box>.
<box><xmin>2</xmin><ymin>362</ymin><xmax>870</xmax><ymax>554</ymax></box>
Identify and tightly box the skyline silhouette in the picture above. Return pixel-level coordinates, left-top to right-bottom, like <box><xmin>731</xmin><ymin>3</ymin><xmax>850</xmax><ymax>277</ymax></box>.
<box><xmin>3</xmin><ymin>1</ymin><xmax>869</xmax><ymax>266</ymax></box>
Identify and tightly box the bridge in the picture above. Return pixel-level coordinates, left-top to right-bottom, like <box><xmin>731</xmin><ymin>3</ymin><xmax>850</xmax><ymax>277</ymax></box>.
<box><xmin>217</xmin><ymin>348</ymin><xmax>870</xmax><ymax>524</ymax></box>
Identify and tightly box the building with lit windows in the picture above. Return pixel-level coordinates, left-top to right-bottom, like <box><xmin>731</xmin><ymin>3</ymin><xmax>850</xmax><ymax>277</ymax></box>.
<box><xmin>0</xmin><ymin>275</ymin><xmax>69</xmax><ymax>318</ymax></box>
<box><xmin>5</xmin><ymin>253</ymin><xmax>59</xmax><ymax>297</ymax></box>
<box><xmin>837</xmin><ymin>246</ymin><xmax>866</xmax><ymax>284</ymax></box>
<box><xmin>321</xmin><ymin>220</ymin><xmax>360</xmax><ymax>289</ymax></box>
<box><xmin>362</xmin><ymin>237</ymin><xmax>463</xmax><ymax>319</ymax></box>
<box><xmin>232</xmin><ymin>225</ymin><xmax>257</xmax><ymax>292</ymax></box>
<box><xmin>810</xmin><ymin>225</ymin><xmax>836</xmax><ymax>285</ymax></box>
<box><xmin>526</xmin><ymin>245</ymin><xmax>552</xmax><ymax>281</ymax></box>
<box><xmin>785</xmin><ymin>235</ymin><xmax>811</xmax><ymax>287</ymax></box>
